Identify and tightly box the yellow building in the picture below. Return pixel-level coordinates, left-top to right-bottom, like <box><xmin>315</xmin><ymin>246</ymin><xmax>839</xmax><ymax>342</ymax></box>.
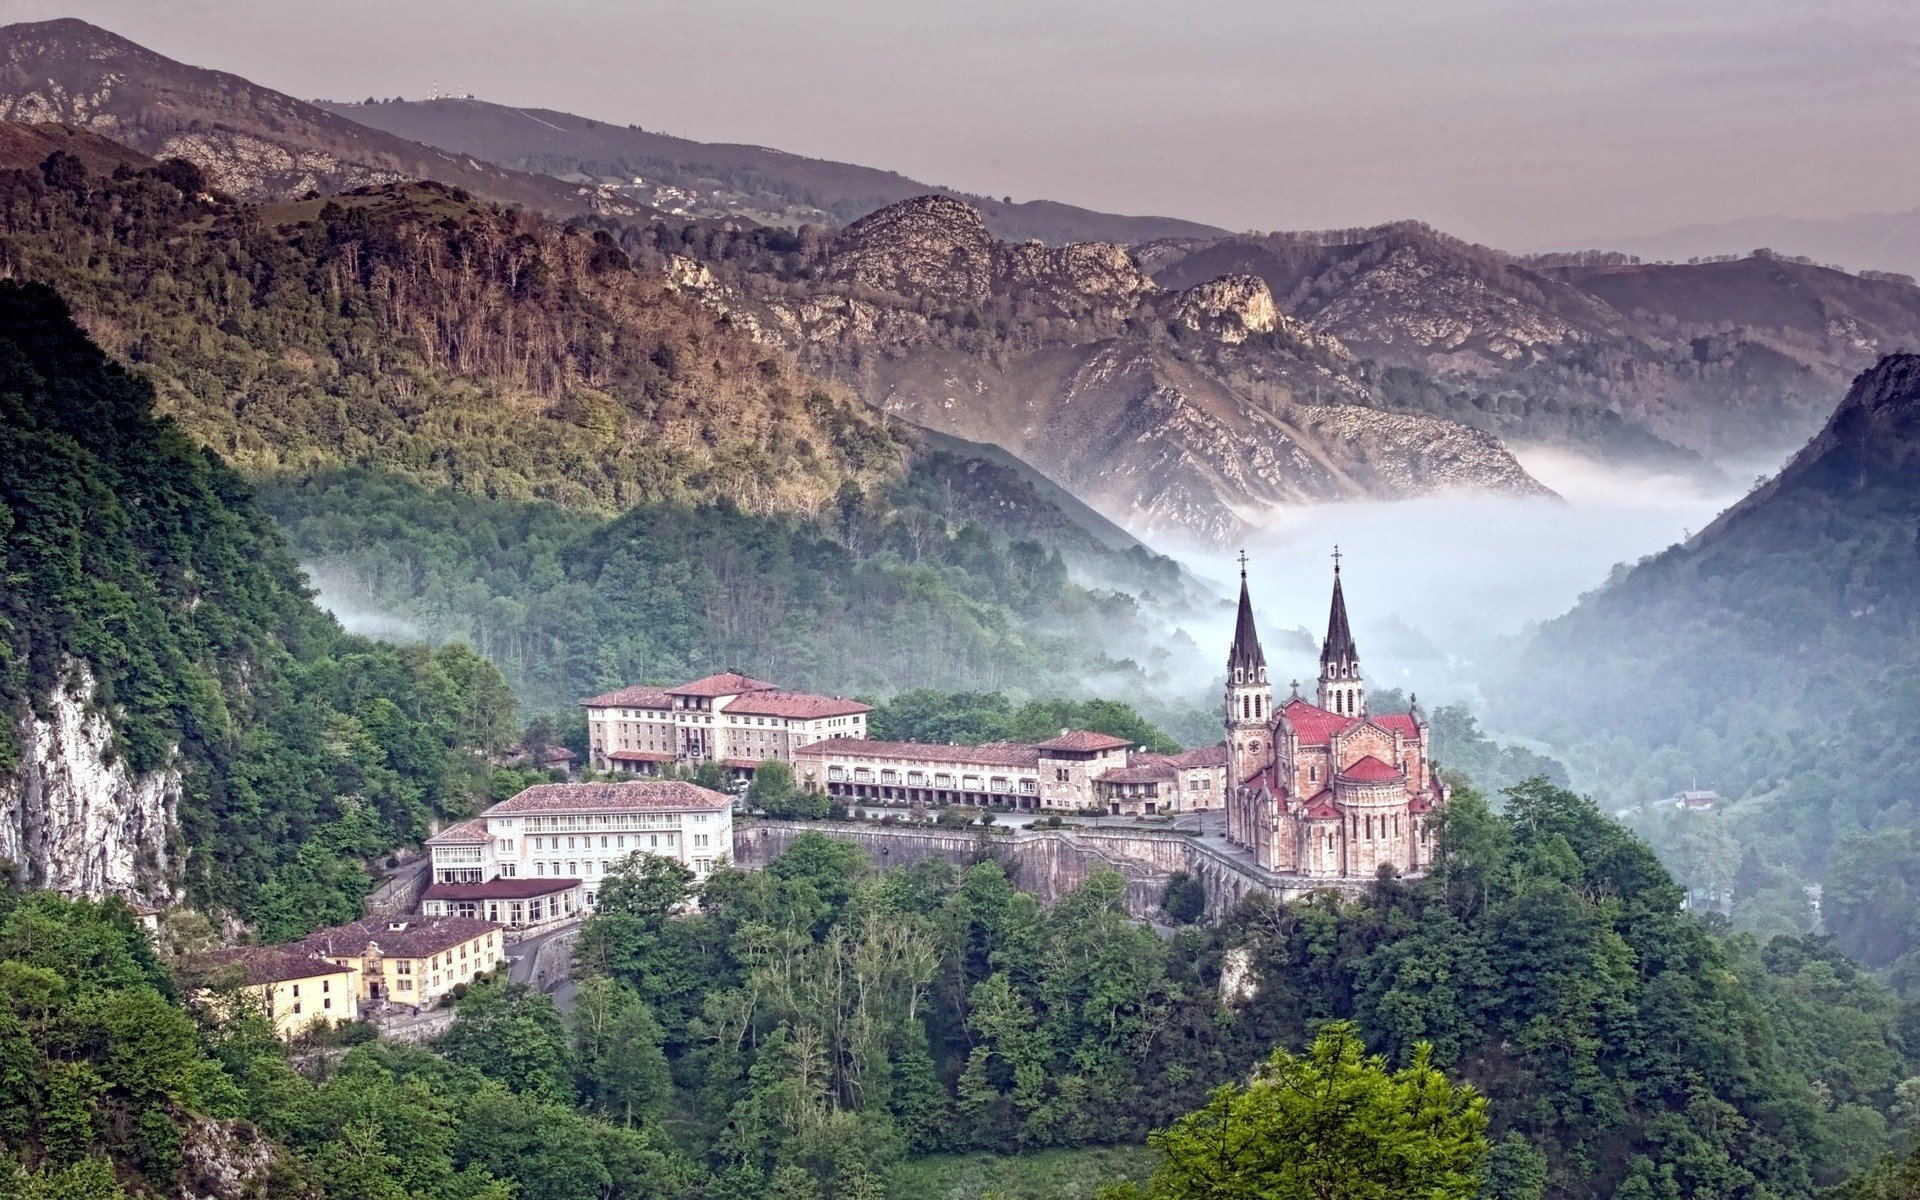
<box><xmin>199</xmin><ymin>947</ymin><xmax>358</xmax><ymax>1040</ymax></box>
<box><xmin>295</xmin><ymin>914</ymin><xmax>505</xmax><ymax>1011</ymax></box>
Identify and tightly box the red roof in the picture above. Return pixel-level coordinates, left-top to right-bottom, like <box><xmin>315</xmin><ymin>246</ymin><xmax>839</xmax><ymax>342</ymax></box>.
<box><xmin>1282</xmin><ymin>700</ymin><xmax>1422</xmax><ymax>746</ymax></box>
<box><xmin>1373</xmin><ymin>713</ymin><xmax>1419</xmax><ymax>738</ymax></box>
<box><xmin>197</xmin><ymin>946</ymin><xmax>346</xmax><ymax>986</ymax></box>
<box><xmin>581</xmin><ymin>684</ymin><xmax>674</xmax><ymax>709</ymax></box>
<box><xmin>724</xmin><ymin>690</ymin><xmax>872</xmax><ymax>719</ymax></box>
<box><xmin>608</xmin><ymin>749</ymin><xmax>675</xmax><ymax>763</ymax></box>
<box><xmin>1301</xmin><ymin>789</ymin><xmax>1341</xmax><ymax>819</ymax></box>
<box><xmin>1408</xmin><ymin>795</ymin><xmax>1433</xmax><ymax>813</ymax></box>
<box><xmin>1168</xmin><ymin>744</ymin><xmax>1229</xmax><ymax>769</ymax></box>
<box><xmin>1282</xmin><ymin>698</ymin><xmax>1355</xmax><ymax>745</ymax></box>
<box><xmin>296</xmin><ymin>914</ymin><xmax>500</xmax><ymax>961</ymax></box>
<box><xmin>795</xmin><ymin>737</ymin><xmax>1040</xmax><ymax>769</ymax></box>
<box><xmin>426</xmin><ymin>819</ymin><xmax>492</xmax><ymax>845</ymax></box>
<box><xmin>1339</xmin><ymin>754</ymin><xmax>1404</xmax><ymax>783</ymax></box>
<box><xmin>486</xmin><ymin>781</ymin><xmax>732</xmax><ymax>815</ymax></box>
<box><xmin>424</xmin><ymin>878</ymin><xmax>581</xmax><ymax>901</ymax></box>
<box><xmin>668</xmin><ymin>673</ymin><xmax>779</xmax><ymax>698</ymax></box>
<box><xmin>1097</xmin><ymin>755</ymin><xmax>1178</xmax><ymax>784</ymax></box>
<box><xmin>1032</xmin><ymin>730</ymin><xmax>1133</xmax><ymax>753</ymax></box>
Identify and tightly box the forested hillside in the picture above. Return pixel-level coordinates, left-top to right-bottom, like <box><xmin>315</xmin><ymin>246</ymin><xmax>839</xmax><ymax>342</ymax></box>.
<box><xmin>0</xmin><ymin>137</ymin><xmax>1220</xmax><ymax>736</ymax></box>
<box><xmin>263</xmin><ymin>468</ymin><xmax>1216</xmax><ymax>742</ymax></box>
<box><xmin>0</xmin><ymin>143</ymin><xmax>899</xmax><ymax>516</ymax></box>
<box><xmin>7</xmin><ymin>784</ymin><xmax>1908</xmax><ymax>1200</ymax></box>
<box><xmin>0</xmin><ymin>281</ymin><xmax>520</xmax><ymax>936</ymax></box>
<box><xmin>1509</xmin><ymin>355</ymin><xmax>1920</xmax><ymax>966</ymax></box>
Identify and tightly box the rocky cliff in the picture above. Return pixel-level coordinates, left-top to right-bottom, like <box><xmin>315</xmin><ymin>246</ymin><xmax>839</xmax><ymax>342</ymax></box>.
<box><xmin>0</xmin><ymin>661</ymin><xmax>177</xmax><ymax>905</ymax></box>
<box><xmin>1149</xmin><ymin>224</ymin><xmax>1920</xmax><ymax>459</ymax></box>
<box><xmin>665</xmin><ymin>196</ymin><xmax>1552</xmax><ymax>543</ymax></box>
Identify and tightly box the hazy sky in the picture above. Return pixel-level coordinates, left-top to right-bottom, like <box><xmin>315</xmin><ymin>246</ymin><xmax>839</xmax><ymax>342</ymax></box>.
<box><xmin>23</xmin><ymin>0</ymin><xmax>1920</xmax><ymax>247</ymax></box>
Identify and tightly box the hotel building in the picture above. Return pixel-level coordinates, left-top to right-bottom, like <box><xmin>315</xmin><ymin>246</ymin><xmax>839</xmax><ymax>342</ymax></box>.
<box><xmin>582</xmin><ymin>673</ymin><xmax>871</xmax><ymax>778</ymax></box>
<box><xmin>422</xmin><ymin>780</ymin><xmax>735</xmax><ymax>923</ymax></box>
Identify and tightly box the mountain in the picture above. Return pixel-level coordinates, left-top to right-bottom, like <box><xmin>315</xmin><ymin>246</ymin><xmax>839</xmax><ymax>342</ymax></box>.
<box><xmin>0</xmin><ymin>280</ymin><xmax>520</xmax><ymax>933</ymax></box>
<box><xmin>320</xmin><ymin>94</ymin><xmax>1229</xmax><ymax>245</ymax></box>
<box><xmin>1507</xmin><ymin>354</ymin><xmax>1920</xmax><ymax>897</ymax></box>
<box><xmin>1599</xmin><ymin>207</ymin><xmax>1920</xmax><ymax>281</ymax></box>
<box><xmin>1145</xmin><ymin>224</ymin><xmax>1920</xmax><ymax>460</ymax></box>
<box><xmin>0</xmin><ymin>128</ymin><xmax>897</xmax><ymax>517</ymax></box>
<box><xmin>646</xmin><ymin>195</ymin><xmax>1552</xmax><ymax>544</ymax></box>
<box><xmin>0</xmin><ymin>18</ymin><xmax>641</xmax><ymax>216</ymax></box>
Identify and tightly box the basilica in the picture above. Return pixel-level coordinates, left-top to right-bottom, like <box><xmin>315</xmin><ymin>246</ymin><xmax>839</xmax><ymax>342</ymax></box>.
<box><xmin>1222</xmin><ymin>555</ymin><xmax>1446</xmax><ymax>880</ymax></box>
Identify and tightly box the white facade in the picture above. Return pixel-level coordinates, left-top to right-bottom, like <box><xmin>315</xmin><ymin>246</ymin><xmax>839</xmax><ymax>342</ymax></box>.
<box><xmin>427</xmin><ymin>782</ymin><xmax>735</xmax><ymax>918</ymax></box>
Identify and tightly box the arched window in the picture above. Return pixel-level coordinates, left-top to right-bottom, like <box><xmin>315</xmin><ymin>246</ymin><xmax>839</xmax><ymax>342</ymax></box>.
<box><xmin>1241</xmin><ymin>696</ymin><xmax>1250</xmax><ymax>720</ymax></box>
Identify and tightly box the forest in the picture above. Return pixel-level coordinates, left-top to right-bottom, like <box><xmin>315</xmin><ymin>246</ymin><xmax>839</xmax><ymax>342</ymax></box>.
<box><xmin>1508</xmin><ymin>354</ymin><xmax>1920</xmax><ymax>973</ymax></box>
<box><xmin>0</xmin><ymin>280</ymin><xmax>524</xmax><ymax>936</ymax></box>
<box><xmin>4</xmin><ymin>781</ymin><xmax>1918</xmax><ymax>1200</ymax></box>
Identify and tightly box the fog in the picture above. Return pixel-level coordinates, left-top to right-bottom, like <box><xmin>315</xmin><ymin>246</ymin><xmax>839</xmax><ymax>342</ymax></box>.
<box><xmin>1153</xmin><ymin>446</ymin><xmax>1778</xmax><ymax>713</ymax></box>
<box><xmin>305</xmin><ymin>565</ymin><xmax>422</xmax><ymax>642</ymax></box>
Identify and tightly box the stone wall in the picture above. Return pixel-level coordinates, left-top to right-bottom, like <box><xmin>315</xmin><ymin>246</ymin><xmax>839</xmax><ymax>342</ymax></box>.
<box><xmin>731</xmin><ymin>820</ymin><xmax>1335</xmax><ymax>923</ymax></box>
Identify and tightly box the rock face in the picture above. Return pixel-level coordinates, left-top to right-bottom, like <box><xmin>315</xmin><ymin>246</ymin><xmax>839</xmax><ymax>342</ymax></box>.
<box><xmin>0</xmin><ymin>17</ymin><xmax>627</xmax><ymax>215</ymax></box>
<box><xmin>179</xmin><ymin>1116</ymin><xmax>287</xmax><ymax>1200</ymax></box>
<box><xmin>1148</xmin><ymin>224</ymin><xmax>1920</xmax><ymax>458</ymax></box>
<box><xmin>828</xmin><ymin>194</ymin><xmax>1156</xmax><ymax>313</ymax></box>
<box><xmin>0</xmin><ymin>660</ymin><xmax>178</xmax><ymax>905</ymax></box>
<box><xmin>689</xmin><ymin>196</ymin><xmax>1552</xmax><ymax>543</ymax></box>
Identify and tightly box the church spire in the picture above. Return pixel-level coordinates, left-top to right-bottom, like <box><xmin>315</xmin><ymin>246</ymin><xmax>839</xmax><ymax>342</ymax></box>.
<box><xmin>1317</xmin><ymin>547</ymin><xmax>1365</xmax><ymax>716</ymax></box>
<box><xmin>1227</xmin><ymin>550</ymin><xmax>1266</xmax><ymax>683</ymax></box>
<box><xmin>1320</xmin><ymin>548</ymin><xmax>1358</xmax><ymax>671</ymax></box>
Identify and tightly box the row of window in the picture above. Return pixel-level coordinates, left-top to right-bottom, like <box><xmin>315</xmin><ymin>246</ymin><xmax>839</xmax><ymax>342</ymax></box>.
<box><xmin>824</xmin><ymin>766</ymin><xmax>1037</xmax><ymax>793</ymax></box>
<box><xmin>516</xmin><ymin>812</ymin><xmax>714</xmax><ymax>832</ymax></box>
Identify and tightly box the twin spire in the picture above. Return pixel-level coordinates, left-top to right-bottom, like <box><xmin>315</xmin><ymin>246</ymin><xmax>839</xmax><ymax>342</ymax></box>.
<box><xmin>1226</xmin><ymin>547</ymin><xmax>1362</xmax><ymax>712</ymax></box>
<box><xmin>1320</xmin><ymin>551</ymin><xmax>1359</xmax><ymax>673</ymax></box>
<box><xmin>1227</xmin><ymin>549</ymin><xmax>1267</xmax><ymax>682</ymax></box>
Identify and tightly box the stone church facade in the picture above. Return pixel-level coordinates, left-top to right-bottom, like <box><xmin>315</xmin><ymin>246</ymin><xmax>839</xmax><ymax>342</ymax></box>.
<box><xmin>1222</xmin><ymin>557</ymin><xmax>1445</xmax><ymax>880</ymax></box>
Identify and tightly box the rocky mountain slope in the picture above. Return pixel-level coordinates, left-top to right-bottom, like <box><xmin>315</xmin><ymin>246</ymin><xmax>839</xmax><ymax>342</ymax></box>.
<box><xmin>0</xmin><ymin>18</ymin><xmax>638</xmax><ymax>216</ymax></box>
<box><xmin>320</xmin><ymin>94</ymin><xmax>1227</xmax><ymax>245</ymax></box>
<box><xmin>654</xmin><ymin>196</ymin><xmax>1551</xmax><ymax>543</ymax></box>
<box><xmin>1146</xmin><ymin>224</ymin><xmax>1920</xmax><ymax>458</ymax></box>
<box><xmin>1507</xmin><ymin>354</ymin><xmax>1920</xmax><ymax>869</ymax></box>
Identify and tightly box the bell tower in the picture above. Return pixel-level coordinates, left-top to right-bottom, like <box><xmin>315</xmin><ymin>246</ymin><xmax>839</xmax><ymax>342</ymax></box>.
<box><xmin>1225</xmin><ymin>551</ymin><xmax>1273</xmax><ymax>791</ymax></box>
<box><xmin>1317</xmin><ymin>547</ymin><xmax>1365</xmax><ymax>717</ymax></box>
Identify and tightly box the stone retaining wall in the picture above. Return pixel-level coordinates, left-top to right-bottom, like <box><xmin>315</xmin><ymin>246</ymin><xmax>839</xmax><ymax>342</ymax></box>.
<box><xmin>731</xmin><ymin>821</ymin><xmax>1358</xmax><ymax>922</ymax></box>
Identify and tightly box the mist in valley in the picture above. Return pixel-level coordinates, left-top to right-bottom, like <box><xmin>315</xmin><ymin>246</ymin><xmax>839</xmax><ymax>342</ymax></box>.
<box><xmin>1143</xmin><ymin>444</ymin><xmax>1784</xmax><ymax>764</ymax></box>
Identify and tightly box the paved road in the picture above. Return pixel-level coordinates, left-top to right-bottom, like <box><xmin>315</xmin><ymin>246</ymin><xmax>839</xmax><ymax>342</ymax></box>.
<box><xmin>506</xmin><ymin>924</ymin><xmax>576</xmax><ymax>984</ymax></box>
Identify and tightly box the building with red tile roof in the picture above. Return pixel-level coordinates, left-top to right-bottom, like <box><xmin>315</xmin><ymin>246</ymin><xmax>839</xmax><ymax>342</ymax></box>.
<box><xmin>582</xmin><ymin>672</ymin><xmax>870</xmax><ymax>777</ymax></box>
<box><xmin>1222</xmin><ymin>555</ymin><xmax>1445</xmax><ymax>881</ymax></box>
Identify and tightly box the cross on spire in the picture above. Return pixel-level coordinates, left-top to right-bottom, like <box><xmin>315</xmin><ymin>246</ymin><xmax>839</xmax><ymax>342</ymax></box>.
<box><xmin>1237</xmin><ymin>548</ymin><xmax>1249</xmax><ymax>579</ymax></box>
<box><xmin>1331</xmin><ymin>543</ymin><xmax>1343</xmax><ymax>573</ymax></box>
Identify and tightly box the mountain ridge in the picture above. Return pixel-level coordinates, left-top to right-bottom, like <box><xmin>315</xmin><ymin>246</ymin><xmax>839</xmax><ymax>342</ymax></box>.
<box><xmin>653</xmin><ymin>194</ymin><xmax>1554</xmax><ymax>543</ymax></box>
<box><xmin>0</xmin><ymin>18</ymin><xmax>643</xmax><ymax>216</ymax></box>
<box><xmin>318</xmin><ymin>93</ymin><xmax>1230</xmax><ymax>245</ymax></box>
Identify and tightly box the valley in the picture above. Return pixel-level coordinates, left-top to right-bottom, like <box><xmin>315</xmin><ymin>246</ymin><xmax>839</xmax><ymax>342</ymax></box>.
<box><xmin>1</xmin><ymin>11</ymin><xmax>1918</xmax><ymax>1200</ymax></box>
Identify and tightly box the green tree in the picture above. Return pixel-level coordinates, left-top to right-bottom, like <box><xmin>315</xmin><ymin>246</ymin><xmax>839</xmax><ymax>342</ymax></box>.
<box><xmin>1111</xmin><ymin>1022</ymin><xmax>1487</xmax><ymax>1200</ymax></box>
<box><xmin>1162</xmin><ymin>873</ymin><xmax>1205</xmax><ymax>925</ymax></box>
<box><xmin>437</xmin><ymin>982</ymin><xmax>574</xmax><ymax>1102</ymax></box>
<box><xmin>570</xmin><ymin>977</ymin><xmax>673</xmax><ymax>1126</ymax></box>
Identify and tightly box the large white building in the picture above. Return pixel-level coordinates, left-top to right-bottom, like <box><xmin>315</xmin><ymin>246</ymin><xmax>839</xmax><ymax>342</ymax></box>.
<box><xmin>582</xmin><ymin>672</ymin><xmax>871</xmax><ymax>778</ymax></box>
<box><xmin>422</xmin><ymin>780</ymin><xmax>734</xmax><ymax>925</ymax></box>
